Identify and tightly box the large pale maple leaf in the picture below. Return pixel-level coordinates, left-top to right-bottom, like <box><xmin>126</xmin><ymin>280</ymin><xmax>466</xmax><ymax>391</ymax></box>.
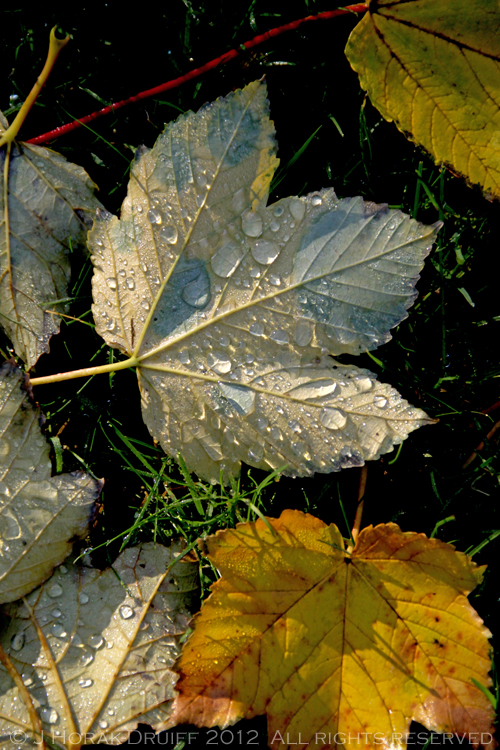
<box><xmin>88</xmin><ymin>80</ymin><xmax>439</xmax><ymax>484</ymax></box>
<box><xmin>167</xmin><ymin>510</ymin><xmax>495</xmax><ymax>750</ymax></box>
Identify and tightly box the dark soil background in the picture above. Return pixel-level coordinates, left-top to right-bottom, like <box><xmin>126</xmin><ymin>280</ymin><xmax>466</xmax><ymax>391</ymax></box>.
<box><xmin>2</xmin><ymin>1</ymin><xmax>499</xmax><ymax>747</ymax></box>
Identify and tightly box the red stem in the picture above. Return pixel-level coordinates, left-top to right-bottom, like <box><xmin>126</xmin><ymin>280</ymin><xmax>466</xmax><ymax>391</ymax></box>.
<box><xmin>26</xmin><ymin>5</ymin><xmax>367</xmax><ymax>146</ymax></box>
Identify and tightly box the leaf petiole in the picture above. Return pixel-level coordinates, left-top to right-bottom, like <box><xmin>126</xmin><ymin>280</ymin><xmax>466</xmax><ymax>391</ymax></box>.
<box><xmin>29</xmin><ymin>354</ymin><xmax>140</xmax><ymax>386</ymax></box>
<box><xmin>0</xmin><ymin>27</ymin><xmax>70</xmax><ymax>147</ymax></box>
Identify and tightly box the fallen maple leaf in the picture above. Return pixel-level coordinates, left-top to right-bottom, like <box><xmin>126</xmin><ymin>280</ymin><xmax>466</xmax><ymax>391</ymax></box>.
<box><xmin>0</xmin><ymin>542</ymin><xmax>198</xmax><ymax>747</ymax></box>
<box><xmin>87</xmin><ymin>80</ymin><xmax>438</xmax><ymax>484</ymax></box>
<box><xmin>0</xmin><ymin>111</ymin><xmax>103</xmax><ymax>368</ymax></box>
<box><xmin>0</xmin><ymin>361</ymin><xmax>101</xmax><ymax>603</ymax></box>
<box><xmin>167</xmin><ymin>510</ymin><xmax>494</xmax><ymax>750</ymax></box>
<box><xmin>345</xmin><ymin>0</ymin><xmax>500</xmax><ymax>200</ymax></box>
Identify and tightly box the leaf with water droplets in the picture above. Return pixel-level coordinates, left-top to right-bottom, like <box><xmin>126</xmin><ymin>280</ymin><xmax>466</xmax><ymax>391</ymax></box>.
<box><xmin>0</xmin><ymin>361</ymin><xmax>101</xmax><ymax>604</ymax></box>
<box><xmin>167</xmin><ymin>510</ymin><xmax>495</xmax><ymax>749</ymax></box>
<box><xmin>0</xmin><ymin>542</ymin><xmax>198</xmax><ymax>747</ymax></box>
<box><xmin>89</xmin><ymin>80</ymin><xmax>438</xmax><ymax>484</ymax></box>
<box><xmin>0</xmin><ymin>113</ymin><xmax>103</xmax><ymax>367</ymax></box>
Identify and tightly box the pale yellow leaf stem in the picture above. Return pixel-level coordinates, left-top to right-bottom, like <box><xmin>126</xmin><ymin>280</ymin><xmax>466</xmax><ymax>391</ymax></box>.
<box><xmin>3</xmin><ymin>142</ymin><xmax>13</xmax><ymax>301</ymax></box>
<box><xmin>29</xmin><ymin>355</ymin><xmax>140</xmax><ymax>386</ymax></box>
<box><xmin>0</xmin><ymin>27</ymin><xmax>70</xmax><ymax>147</ymax></box>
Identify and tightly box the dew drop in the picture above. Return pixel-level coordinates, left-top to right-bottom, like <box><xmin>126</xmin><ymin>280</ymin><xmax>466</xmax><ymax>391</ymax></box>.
<box><xmin>22</xmin><ymin>674</ymin><xmax>33</xmax><ymax>686</ymax></box>
<box><xmin>160</xmin><ymin>225</ymin><xmax>178</xmax><ymax>244</ymax></box>
<box><xmin>211</xmin><ymin>240</ymin><xmax>244</xmax><ymax>278</ymax></box>
<box><xmin>218</xmin><ymin>382</ymin><xmax>256</xmax><ymax>416</ymax></box>
<box><xmin>126</xmin><ymin>277</ymin><xmax>135</xmax><ymax>290</ymax></box>
<box><xmin>269</xmin><ymin>274</ymin><xmax>281</xmax><ymax>286</ymax></box>
<box><xmin>179</xmin><ymin>349</ymin><xmax>191</xmax><ymax>365</ymax></box>
<box><xmin>249</xmin><ymin>322</ymin><xmax>265</xmax><ymax>337</ymax></box>
<box><xmin>48</xmin><ymin>584</ymin><xmax>63</xmax><ymax>598</ymax></box>
<box><xmin>80</xmin><ymin>652</ymin><xmax>94</xmax><ymax>667</ymax></box>
<box><xmin>141</xmin><ymin>300</ymin><xmax>150</xmax><ymax>311</ymax></box>
<box><xmin>219</xmin><ymin>335</ymin><xmax>230</xmax><ymax>347</ymax></box>
<box><xmin>207</xmin><ymin>352</ymin><xmax>232</xmax><ymax>375</ymax></box>
<box><xmin>256</xmin><ymin>417</ymin><xmax>269</xmax><ymax>431</ymax></box>
<box><xmin>288</xmin><ymin>379</ymin><xmax>337</xmax><ymax>400</ymax></box>
<box><xmin>106</xmin><ymin>278</ymin><xmax>117</xmax><ymax>290</ymax></box>
<box><xmin>291</xmin><ymin>440</ymin><xmax>310</xmax><ymax>458</ymax></box>
<box><xmin>79</xmin><ymin>678</ymin><xmax>93</xmax><ymax>688</ymax></box>
<box><xmin>270</xmin><ymin>426</ymin><xmax>283</xmax><ymax>441</ymax></box>
<box><xmin>356</xmin><ymin>377</ymin><xmax>373</xmax><ymax>392</ymax></box>
<box><xmin>374</xmin><ymin>396</ymin><xmax>388</xmax><ymax>408</ymax></box>
<box><xmin>288</xmin><ymin>419</ymin><xmax>302</xmax><ymax>433</ymax></box>
<box><xmin>293</xmin><ymin>320</ymin><xmax>314</xmax><ymax>347</ymax></box>
<box><xmin>79</xmin><ymin>593</ymin><xmax>89</xmax><ymax>605</ymax></box>
<box><xmin>311</xmin><ymin>194</ymin><xmax>323</xmax><ymax>206</ymax></box>
<box><xmin>319</xmin><ymin>407</ymin><xmax>347</xmax><ymax>430</ymax></box>
<box><xmin>182</xmin><ymin>272</ymin><xmax>211</xmax><ymax>309</ymax></box>
<box><xmin>40</xmin><ymin>708</ymin><xmax>59</xmax><ymax>725</ymax></box>
<box><xmin>251</xmin><ymin>240</ymin><xmax>280</xmax><ymax>265</ymax></box>
<box><xmin>289</xmin><ymin>198</ymin><xmax>306</xmax><ymax>222</ymax></box>
<box><xmin>270</xmin><ymin>221</ymin><xmax>280</xmax><ymax>232</ymax></box>
<box><xmin>119</xmin><ymin>605</ymin><xmax>134</xmax><ymax>620</ymax></box>
<box><xmin>11</xmin><ymin>633</ymin><xmax>25</xmax><ymax>651</ymax></box>
<box><xmin>248</xmin><ymin>444</ymin><xmax>264</xmax><ymax>462</ymax></box>
<box><xmin>52</xmin><ymin>623</ymin><xmax>67</xmax><ymax>638</ymax></box>
<box><xmin>88</xmin><ymin>635</ymin><xmax>104</xmax><ymax>649</ymax></box>
<box><xmin>99</xmin><ymin>721</ymin><xmax>109</xmax><ymax>730</ymax></box>
<box><xmin>273</xmin><ymin>204</ymin><xmax>285</xmax><ymax>217</ymax></box>
<box><xmin>241</xmin><ymin>210</ymin><xmax>263</xmax><ymax>238</ymax></box>
<box><xmin>270</xmin><ymin>329</ymin><xmax>289</xmax><ymax>345</ymax></box>
<box><xmin>148</xmin><ymin>208</ymin><xmax>162</xmax><ymax>224</ymax></box>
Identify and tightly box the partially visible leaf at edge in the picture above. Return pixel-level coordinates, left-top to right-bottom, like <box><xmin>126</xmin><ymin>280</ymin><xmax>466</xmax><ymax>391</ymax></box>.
<box><xmin>167</xmin><ymin>510</ymin><xmax>494</xmax><ymax>750</ymax></box>
<box><xmin>0</xmin><ymin>542</ymin><xmax>198</xmax><ymax>747</ymax></box>
<box><xmin>0</xmin><ymin>111</ymin><xmax>103</xmax><ymax>367</ymax></box>
<box><xmin>89</xmin><ymin>80</ymin><xmax>439</xmax><ymax>484</ymax></box>
<box><xmin>0</xmin><ymin>361</ymin><xmax>101</xmax><ymax>604</ymax></box>
<box><xmin>345</xmin><ymin>0</ymin><xmax>500</xmax><ymax>200</ymax></box>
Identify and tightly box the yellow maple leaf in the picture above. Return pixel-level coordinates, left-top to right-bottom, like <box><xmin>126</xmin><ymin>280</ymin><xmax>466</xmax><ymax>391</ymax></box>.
<box><xmin>345</xmin><ymin>0</ymin><xmax>500</xmax><ymax>200</ymax></box>
<box><xmin>167</xmin><ymin>510</ymin><xmax>495</xmax><ymax>750</ymax></box>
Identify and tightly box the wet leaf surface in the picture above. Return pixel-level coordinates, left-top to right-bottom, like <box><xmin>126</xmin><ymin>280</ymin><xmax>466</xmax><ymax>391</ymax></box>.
<box><xmin>0</xmin><ymin>361</ymin><xmax>101</xmax><ymax>604</ymax></box>
<box><xmin>0</xmin><ymin>542</ymin><xmax>198</xmax><ymax>748</ymax></box>
<box><xmin>89</xmin><ymin>80</ymin><xmax>439</xmax><ymax>483</ymax></box>
<box><xmin>0</xmin><ymin>112</ymin><xmax>103</xmax><ymax>367</ymax></box>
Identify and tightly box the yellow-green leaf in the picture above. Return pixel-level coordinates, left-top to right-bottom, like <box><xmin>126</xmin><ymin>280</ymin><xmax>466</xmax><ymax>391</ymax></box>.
<box><xmin>168</xmin><ymin>510</ymin><xmax>494</xmax><ymax>749</ymax></box>
<box><xmin>345</xmin><ymin>1</ymin><xmax>500</xmax><ymax>200</ymax></box>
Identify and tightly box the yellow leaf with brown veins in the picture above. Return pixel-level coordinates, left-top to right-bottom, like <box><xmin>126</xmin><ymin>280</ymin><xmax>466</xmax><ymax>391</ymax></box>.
<box><xmin>345</xmin><ymin>0</ymin><xmax>500</xmax><ymax>200</ymax></box>
<box><xmin>167</xmin><ymin>510</ymin><xmax>494</xmax><ymax>750</ymax></box>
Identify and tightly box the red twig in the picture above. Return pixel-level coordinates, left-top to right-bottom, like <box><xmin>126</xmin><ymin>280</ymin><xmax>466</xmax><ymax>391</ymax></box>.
<box><xmin>26</xmin><ymin>5</ymin><xmax>367</xmax><ymax>146</ymax></box>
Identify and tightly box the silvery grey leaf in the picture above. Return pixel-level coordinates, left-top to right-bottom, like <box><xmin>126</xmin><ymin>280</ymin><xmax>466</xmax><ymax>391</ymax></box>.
<box><xmin>89</xmin><ymin>80</ymin><xmax>438</xmax><ymax>483</ymax></box>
